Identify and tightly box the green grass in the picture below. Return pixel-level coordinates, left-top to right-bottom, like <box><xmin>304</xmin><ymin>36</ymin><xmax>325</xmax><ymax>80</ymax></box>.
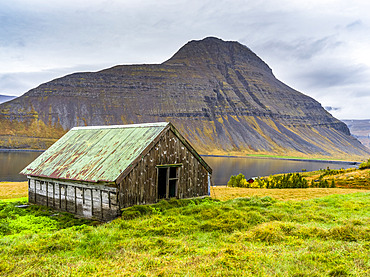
<box><xmin>0</xmin><ymin>193</ymin><xmax>369</xmax><ymax>276</ymax></box>
<box><xmin>0</xmin><ymin>197</ymin><xmax>28</xmax><ymax>203</ymax></box>
<box><xmin>0</xmin><ymin>199</ymin><xmax>97</xmax><ymax>238</ymax></box>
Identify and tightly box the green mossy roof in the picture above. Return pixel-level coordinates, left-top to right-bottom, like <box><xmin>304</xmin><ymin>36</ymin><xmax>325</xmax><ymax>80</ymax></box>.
<box><xmin>20</xmin><ymin>122</ymin><xmax>170</xmax><ymax>183</ymax></box>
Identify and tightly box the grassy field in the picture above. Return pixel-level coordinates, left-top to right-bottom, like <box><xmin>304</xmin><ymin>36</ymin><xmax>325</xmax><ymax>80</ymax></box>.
<box><xmin>211</xmin><ymin>186</ymin><xmax>366</xmax><ymax>201</ymax></box>
<box><xmin>1</xmin><ymin>180</ymin><xmax>366</xmax><ymax>201</ymax></box>
<box><xmin>0</xmin><ymin>169</ymin><xmax>369</xmax><ymax>276</ymax></box>
<box><xmin>0</xmin><ymin>182</ymin><xmax>28</xmax><ymax>200</ymax></box>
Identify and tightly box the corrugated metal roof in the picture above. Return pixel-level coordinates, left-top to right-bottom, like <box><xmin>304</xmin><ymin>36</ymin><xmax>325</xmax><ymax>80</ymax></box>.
<box><xmin>20</xmin><ymin>122</ymin><xmax>169</xmax><ymax>183</ymax></box>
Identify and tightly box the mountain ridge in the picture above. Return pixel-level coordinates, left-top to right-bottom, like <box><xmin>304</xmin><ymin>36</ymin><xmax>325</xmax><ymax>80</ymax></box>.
<box><xmin>0</xmin><ymin>37</ymin><xmax>368</xmax><ymax>159</ymax></box>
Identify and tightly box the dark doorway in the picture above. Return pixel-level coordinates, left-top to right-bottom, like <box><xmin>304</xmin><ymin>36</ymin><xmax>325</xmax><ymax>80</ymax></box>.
<box><xmin>158</xmin><ymin>168</ymin><xmax>167</xmax><ymax>199</ymax></box>
<box><xmin>157</xmin><ymin>165</ymin><xmax>180</xmax><ymax>199</ymax></box>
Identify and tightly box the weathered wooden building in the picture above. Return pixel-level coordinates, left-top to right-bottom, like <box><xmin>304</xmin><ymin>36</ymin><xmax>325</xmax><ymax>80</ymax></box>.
<box><xmin>21</xmin><ymin>122</ymin><xmax>212</xmax><ymax>221</ymax></box>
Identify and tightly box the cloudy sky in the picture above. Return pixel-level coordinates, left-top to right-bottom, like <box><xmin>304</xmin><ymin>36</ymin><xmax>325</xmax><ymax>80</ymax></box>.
<box><xmin>1</xmin><ymin>0</ymin><xmax>370</xmax><ymax>119</ymax></box>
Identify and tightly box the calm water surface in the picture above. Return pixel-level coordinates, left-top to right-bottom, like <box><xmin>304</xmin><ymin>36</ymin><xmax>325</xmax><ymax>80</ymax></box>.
<box><xmin>203</xmin><ymin>156</ymin><xmax>357</xmax><ymax>186</ymax></box>
<box><xmin>0</xmin><ymin>151</ymin><xmax>356</xmax><ymax>184</ymax></box>
<box><xmin>0</xmin><ymin>151</ymin><xmax>42</xmax><ymax>181</ymax></box>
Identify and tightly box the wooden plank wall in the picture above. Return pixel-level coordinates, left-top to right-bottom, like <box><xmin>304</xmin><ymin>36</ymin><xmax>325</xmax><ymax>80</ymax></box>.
<box><xmin>28</xmin><ymin>177</ymin><xmax>119</xmax><ymax>221</ymax></box>
<box><xmin>119</xmin><ymin>129</ymin><xmax>209</xmax><ymax>208</ymax></box>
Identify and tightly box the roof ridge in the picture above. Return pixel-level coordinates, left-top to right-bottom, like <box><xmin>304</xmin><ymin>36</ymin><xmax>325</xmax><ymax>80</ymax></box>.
<box><xmin>71</xmin><ymin>122</ymin><xmax>169</xmax><ymax>131</ymax></box>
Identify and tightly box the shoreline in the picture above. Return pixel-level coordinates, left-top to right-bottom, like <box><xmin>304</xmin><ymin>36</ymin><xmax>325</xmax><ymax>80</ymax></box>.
<box><xmin>201</xmin><ymin>154</ymin><xmax>360</xmax><ymax>165</ymax></box>
<box><xmin>0</xmin><ymin>149</ymin><xmax>44</xmax><ymax>153</ymax></box>
<box><xmin>0</xmin><ymin>149</ymin><xmax>360</xmax><ymax>165</ymax></box>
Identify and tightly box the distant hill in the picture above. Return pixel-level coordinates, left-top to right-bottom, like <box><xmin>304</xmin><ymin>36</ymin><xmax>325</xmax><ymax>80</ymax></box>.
<box><xmin>343</xmin><ymin>120</ymin><xmax>370</xmax><ymax>150</ymax></box>
<box><xmin>0</xmin><ymin>37</ymin><xmax>368</xmax><ymax>159</ymax></box>
<box><xmin>0</xmin><ymin>95</ymin><xmax>16</xmax><ymax>104</ymax></box>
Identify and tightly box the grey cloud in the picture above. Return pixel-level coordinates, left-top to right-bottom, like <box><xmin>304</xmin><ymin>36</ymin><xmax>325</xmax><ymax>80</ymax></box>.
<box><xmin>346</xmin><ymin>20</ymin><xmax>363</xmax><ymax>30</ymax></box>
<box><xmin>352</xmin><ymin>88</ymin><xmax>370</xmax><ymax>98</ymax></box>
<box><xmin>0</xmin><ymin>63</ymin><xmax>110</xmax><ymax>95</ymax></box>
<box><xmin>0</xmin><ymin>5</ymin><xmax>50</xmax><ymax>47</ymax></box>
<box><xmin>298</xmin><ymin>64</ymin><xmax>369</xmax><ymax>88</ymax></box>
<box><xmin>0</xmin><ymin>73</ymin><xmax>32</xmax><ymax>95</ymax></box>
<box><xmin>259</xmin><ymin>36</ymin><xmax>343</xmax><ymax>61</ymax></box>
<box><xmin>324</xmin><ymin>106</ymin><xmax>341</xmax><ymax>112</ymax></box>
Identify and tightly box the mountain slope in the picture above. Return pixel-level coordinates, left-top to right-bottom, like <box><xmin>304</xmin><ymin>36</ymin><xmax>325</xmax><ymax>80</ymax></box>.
<box><xmin>343</xmin><ymin>120</ymin><xmax>370</xmax><ymax>149</ymax></box>
<box><xmin>0</xmin><ymin>37</ymin><xmax>368</xmax><ymax>159</ymax></box>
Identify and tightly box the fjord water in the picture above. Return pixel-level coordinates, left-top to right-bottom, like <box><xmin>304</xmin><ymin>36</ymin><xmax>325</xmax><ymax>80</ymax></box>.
<box><xmin>0</xmin><ymin>152</ymin><xmax>356</xmax><ymax>183</ymax></box>
<box><xmin>0</xmin><ymin>151</ymin><xmax>42</xmax><ymax>181</ymax></box>
<box><xmin>203</xmin><ymin>156</ymin><xmax>356</xmax><ymax>186</ymax></box>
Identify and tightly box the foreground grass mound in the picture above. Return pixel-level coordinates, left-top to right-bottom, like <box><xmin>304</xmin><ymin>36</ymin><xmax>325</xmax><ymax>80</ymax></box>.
<box><xmin>0</xmin><ymin>200</ymin><xmax>96</xmax><ymax>237</ymax></box>
<box><xmin>0</xmin><ymin>193</ymin><xmax>369</xmax><ymax>276</ymax></box>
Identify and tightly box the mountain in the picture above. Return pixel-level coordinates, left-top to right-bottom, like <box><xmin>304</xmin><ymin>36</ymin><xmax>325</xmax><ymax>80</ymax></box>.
<box><xmin>0</xmin><ymin>37</ymin><xmax>368</xmax><ymax>159</ymax></box>
<box><xmin>343</xmin><ymin>120</ymin><xmax>370</xmax><ymax>149</ymax></box>
<box><xmin>0</xmin><ymin>95</ymin><xmax>16</xmax><ymax>104</ymax></box>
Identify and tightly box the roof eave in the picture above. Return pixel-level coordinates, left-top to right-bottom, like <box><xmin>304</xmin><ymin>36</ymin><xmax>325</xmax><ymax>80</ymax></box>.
<box><xmin>115</xmin><ymin>123</ymin><xmax>172</xmax><ymax>184</ymax></box>
<box><xmin>115</xmin><ymin>122</ymin><xmax>212</xmax><ymax>185</ymax></box>
<box><xmin>25</xmin><ymin>173</ymin><xmax>115</xmax><ymax>184</ymax></box>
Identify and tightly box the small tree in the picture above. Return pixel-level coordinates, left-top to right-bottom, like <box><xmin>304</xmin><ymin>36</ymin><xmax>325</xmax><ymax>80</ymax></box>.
<box><xmin>227</xmin><ymin>175</ymin><xmax>237</xmax><ymax>187</ymax></box>
<box><xmin>331</xmin><ymin>179</ymin><xmax>336</xmax><ymax>188</ymax></box>
<box><xmin>227</xmin><ymin>173</ymin><xmax>247</xmax><ymax>187</ymax></box>
<box><xmin>240</xmin><ymin>178</ymin><xmax>249</xmax><ymax>188</ymax></box>
<box><xmin>359</xmin><ymin>158</ymin><xmax>370</xmax><ymax>170</ymax></box>
<box><xmin>235</xmin><ymin>173</ymin><xmax>246</xmax><ymax>186</ymax></box>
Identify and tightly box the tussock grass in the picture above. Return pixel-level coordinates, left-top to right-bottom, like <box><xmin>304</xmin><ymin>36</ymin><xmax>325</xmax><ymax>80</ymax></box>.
<box><xmin>0</xmin><ymin>192</ymin><xmax>369</xmax><ymax>276</ymax></box>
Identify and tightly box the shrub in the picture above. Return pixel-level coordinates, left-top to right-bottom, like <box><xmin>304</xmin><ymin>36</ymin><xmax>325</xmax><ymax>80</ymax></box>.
<box><xmin>227</xmin><ymin>173</ymin><xmax>249</xmax><ymax>187</ymax></box>
<box><xmin>330</xmin><ymin>179</ymin><xmax>336</xmax><ymax>188</ymax></box>
<box><xmin>310</xmin><ymin>178</ymin><xmax>335</xmax><ymax>188</ymax></box>
<box><xmin>254</xmin><ymin>173</ymin><xmax>308</xmax><ymax>189</ymax></box>
<box><xmin>227</xmin><ymin>173</ymin><xmax>311</xmax><ymax>189</ymax></box>
<box><xmin>359</xmin><ymin>158</ymin><xmax>370</xmax><ymax>169</ymax></box>
<box><xmin>319</xmin><ymin>167</ymin><xmax>345</xmax><ymax>177</ymax></box>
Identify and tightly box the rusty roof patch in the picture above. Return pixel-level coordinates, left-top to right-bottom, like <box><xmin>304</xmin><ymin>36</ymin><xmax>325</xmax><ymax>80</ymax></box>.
<box><xmin>20</xmin><ymin>122</ymin><xmax>169</xmax><ymax>183</ymax></box>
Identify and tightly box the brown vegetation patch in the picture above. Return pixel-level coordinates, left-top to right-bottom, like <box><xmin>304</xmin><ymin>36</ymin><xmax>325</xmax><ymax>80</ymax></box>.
<box><xmin>0</xmin><ymin>181</ymin><xmax>28</xmax><ymax>199</ymax></box>
<box><xmin>210</xmin><ymin>186</ymin><xmax>366</xmax><ymax>201</ymax></box>
<box><xmin>1</xmin><ymin>174</ymin><xmax>368</xmax><ymax>203</ymax></box>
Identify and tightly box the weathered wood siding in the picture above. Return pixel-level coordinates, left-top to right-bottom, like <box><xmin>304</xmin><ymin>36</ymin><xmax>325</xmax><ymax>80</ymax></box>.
<box><xmin>28</xmin><ymin>177</ymin><xmax>119</xmax><ymax>221</ymax></box>
<box><xmin>118</xmin><ymin>129</ymin><xmax>209</xmax><ymax>208</ymax></box>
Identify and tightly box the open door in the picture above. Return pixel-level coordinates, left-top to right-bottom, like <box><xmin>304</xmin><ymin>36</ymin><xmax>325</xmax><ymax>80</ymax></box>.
<box><xmin>156</xmin><ymin>164</ymin><xmax>181</xmax><ymax>200</ymax></box>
